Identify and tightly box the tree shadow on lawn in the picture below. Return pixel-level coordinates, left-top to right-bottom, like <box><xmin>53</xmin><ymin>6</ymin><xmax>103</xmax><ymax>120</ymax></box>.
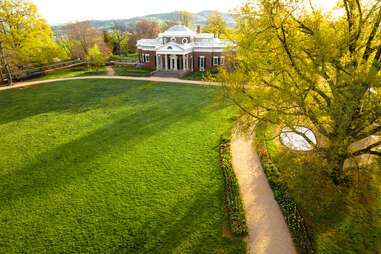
<box><xmin>0</xmin><ymin>97</ymin><xmax>216</xmax><ymax>209</ymax></box>
<box><xmin>0</xmin><ymin>79</ymin><xmax>143</xmax><ymax>125</ymax></box>
<box><xmin>115</xmin><ymin>189</ymin><xmax>243</xmax><ymax>254</ymax></box>
<box><xmin>0</xmin><ymin>79</ymin><xmax>221</xmax><ymax>126</ymax></box>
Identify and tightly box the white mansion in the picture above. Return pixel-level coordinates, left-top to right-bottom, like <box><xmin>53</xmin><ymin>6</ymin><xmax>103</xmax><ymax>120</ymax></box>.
<box><xmin>137</xmin><ymin>25</ymin><xmax>231</xmax><ymax>74</ymax></box>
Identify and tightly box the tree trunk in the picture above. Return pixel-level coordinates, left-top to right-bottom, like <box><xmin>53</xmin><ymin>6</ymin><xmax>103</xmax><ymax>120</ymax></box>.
<box><xmin>0</xmin><ymin>40</ymin><xmax>13</xmax><ymax>86</ymax></box>
<box><xmin>329</xmin><ymin>157</ymin><xmax>347</xmax><ymax>185</ymax></box>
<box><xmin>326</xmin><ymin>142</ymin><xmax>349</xmax><ymax>185</ymax></box>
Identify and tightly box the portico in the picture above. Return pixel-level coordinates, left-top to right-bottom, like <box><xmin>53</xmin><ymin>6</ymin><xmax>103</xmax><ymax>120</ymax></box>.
<box><xmin>155</xmin><ymin>53</ymin><xmax>190</xmax><ymax>71</ymax></box>
<box><xmin>155</xmin><ymin>42</ymin><xmax>192</xmax><ymax>72</ymax></box>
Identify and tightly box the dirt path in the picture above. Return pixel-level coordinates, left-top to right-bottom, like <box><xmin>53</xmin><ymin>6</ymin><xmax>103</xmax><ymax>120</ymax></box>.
<box><xmin>231</xmin><ymin>126</ymin><xmax>296</xmax><ymax>254</ymax></box>
<box><xmin>106</xmin><ymin>66</ymin><xmax>115</xmax><ymax>76</ymax></box>
<box><xmin>0</xmin><ymin>76</ymin><xmax>220</xmax><ymax>92</ymax></box>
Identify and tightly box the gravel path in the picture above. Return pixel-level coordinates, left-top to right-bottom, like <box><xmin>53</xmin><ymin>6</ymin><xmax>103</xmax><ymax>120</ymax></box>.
<box><xmin>231</xmin><ymin>126</ymin><xmax>296</xmax><ymax>254</ymax></box>
<box><xmin>0</xmin><ymin>76</ymin><xmax>218</xmax><ymax>92</ymax></box>
<box><xmin>106</xmin><ymin>66</ymin><xmax>115</xmax><ymax>76</ymax></box>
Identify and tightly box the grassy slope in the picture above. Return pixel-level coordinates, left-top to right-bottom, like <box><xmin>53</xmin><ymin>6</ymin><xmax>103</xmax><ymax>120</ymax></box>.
<box><xmin>256</xmin><ymin>123</ymin><xmax>381</xmax><ymax>254</ymax></box>
<box><xmin>0</xmin><ymin>79</ymin><xmax>245</xmax><ymax>253</ymax></box>
<box><xmin>112</xmin><ymin>66</ymin><xmax>152</xmax><ymax>77</ymax></box>
<box><xmin>30</xmin><ymin>67</ymin><xmax>107</xmax><ymax>81</ymax></box>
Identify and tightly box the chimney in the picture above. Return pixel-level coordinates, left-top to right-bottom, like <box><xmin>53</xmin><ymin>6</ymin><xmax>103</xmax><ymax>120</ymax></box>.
<box><xmin>197</xmin><ymin>25</ymin><xmax>201</xmax><ymax>34</ymax></box>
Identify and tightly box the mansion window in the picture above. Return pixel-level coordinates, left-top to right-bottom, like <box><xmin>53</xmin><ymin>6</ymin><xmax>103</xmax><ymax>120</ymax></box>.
<box><xmin>213</xmin><ymin>56</ymin><xmax>225</xmax><ymax>66</ymax></box>
<box><xmin>142</xmin><ymin>54</ymin><xmax>150</xmax><ymax>63</ymax></box>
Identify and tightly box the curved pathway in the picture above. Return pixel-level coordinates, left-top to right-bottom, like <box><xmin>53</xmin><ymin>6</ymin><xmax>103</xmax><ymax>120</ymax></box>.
<box><xmin>231</xmin><ymin>126</ymin><xmax>296</xmax><ymax>254</ymax></box>
<box><xmin>0</xmin><ymin>76</ymin><xmax>217</xmax><ymax>92</ymax></box>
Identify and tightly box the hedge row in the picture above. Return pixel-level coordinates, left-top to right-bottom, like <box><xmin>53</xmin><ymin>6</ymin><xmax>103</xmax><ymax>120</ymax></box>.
<box><xmin>256</xmin><ymin>124</ymin><xmax>314</xmax><ymax>254</ymax></box>
<box><xmin>219</xmin><ymin>135</ymin><xmax>248</xmax><ymax>236</ymax></box>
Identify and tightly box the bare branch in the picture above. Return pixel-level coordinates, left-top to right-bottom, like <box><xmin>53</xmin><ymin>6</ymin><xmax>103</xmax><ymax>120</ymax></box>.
<box><xmin>352</xmin><ymin>140</ymin><xmax>381</xmax><ymax>156</ymax></box>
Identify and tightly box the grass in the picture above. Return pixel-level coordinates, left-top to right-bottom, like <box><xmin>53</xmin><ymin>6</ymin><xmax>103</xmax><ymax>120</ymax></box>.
<box><xmin>0</xmin><ymin>79</ymin><xmax>245</xmax><ymax>253</ymax></box>
<box><xmin>256</xmin><ymin>122</ymin><xmax>381</xmax><ymax>254</ymax></box>
<box><xmin>30</xmin><ymin>66</ymin><xmax>107</xmax><ymax>81</ymax></box>
<box><xmin>112</xmin><ymin>65</ymin><xmax>152</xmax><ymax>77</ymax></box>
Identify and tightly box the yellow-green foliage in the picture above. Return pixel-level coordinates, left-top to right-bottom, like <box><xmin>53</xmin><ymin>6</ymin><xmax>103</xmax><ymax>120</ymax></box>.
<box><xmin>86</xmin><ymin>45</ymin><xmax>105</xmax><ymax>70</ymax></box>
<box><xmin>202</xmin><ymin>11</ymin><xmax>229</xmax><ymax>38</ymax></box>
<box><xmin>0</xmin><ymin>0</ymin><xmax>60</xmax><ymax>66</ymax></box>
<box><xmin>217</xmin><ymin>0</ymin><xmax>381</xmax><ymax>186</ymax></box>
<box><xmin>256</xmin><ymin>122</ymin><xmax>381</xmax><ymax>254</ymax></box>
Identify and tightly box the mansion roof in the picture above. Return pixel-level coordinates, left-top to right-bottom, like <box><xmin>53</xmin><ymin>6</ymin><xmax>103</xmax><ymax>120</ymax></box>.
<box><xmin>162</xmin><ymin>25</ymin><xmax>196</xmax><ymax>37</ymax></box>
<box><xmin>137</xmin><ymin>25</ymin><xmax>232</xmax><ymax>53</ymax></box>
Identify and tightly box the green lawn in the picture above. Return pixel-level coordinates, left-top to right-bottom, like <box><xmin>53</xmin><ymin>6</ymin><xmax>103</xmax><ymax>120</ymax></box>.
<box><xmin>30</xmin><ymin>66</ymin><xmax>107</xmax><ymax>81</ymax></box>
<box><xmin>256</xmin><ymin>123</ymin><xmax>381</xmax><ymax>254</ymax></box>
<box><xmin>0</xmin><ymin>79</ymin><xmax>245</xmax><ymax>253</ymax></box>
<box><xmin>112</xmin><ymin>65</ymin><xmax>152</xmax><ymax>77</ymax></box>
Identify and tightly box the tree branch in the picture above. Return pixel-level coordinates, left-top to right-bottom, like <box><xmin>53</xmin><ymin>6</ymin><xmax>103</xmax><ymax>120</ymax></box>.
<box><xmin>363</xmin><ymin>9</ymin><xmax>381</xmax><ymax>61</ymax></box>
<box><xmin>352</xmin><ymin>140</ymin><xmax>381</xmax><ymax>156</ymax></box>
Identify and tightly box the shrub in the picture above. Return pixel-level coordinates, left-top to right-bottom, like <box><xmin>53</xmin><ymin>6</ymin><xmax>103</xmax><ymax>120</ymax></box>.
<box><xmin>219</xmin><ymin>135</ymin><xmax>248</xmax><ymax>236</ymax></box>
<box><xmin>86</xmin><ymin>45</ymin><xmax>105</xmax><ymax>71</ymax></box>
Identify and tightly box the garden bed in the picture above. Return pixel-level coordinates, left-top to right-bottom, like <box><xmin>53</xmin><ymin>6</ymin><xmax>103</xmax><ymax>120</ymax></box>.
<box><xmin>219</xmin><ymin>130</ymin><xmax>248</xmax><ymax>236</ymax></box>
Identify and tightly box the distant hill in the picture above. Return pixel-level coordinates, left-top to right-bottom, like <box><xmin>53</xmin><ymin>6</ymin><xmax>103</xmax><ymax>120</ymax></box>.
<box><xmin>51</xmin><ymin>10</ymin><xmax>236</xmax><ymax>34</ymax></box>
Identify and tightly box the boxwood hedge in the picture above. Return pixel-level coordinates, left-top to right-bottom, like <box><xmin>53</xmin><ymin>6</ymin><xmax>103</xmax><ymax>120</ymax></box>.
<box><xmin>219</xmin><ymin>135</ymin><xmax>248</xmax><ymax>236</ymax></box>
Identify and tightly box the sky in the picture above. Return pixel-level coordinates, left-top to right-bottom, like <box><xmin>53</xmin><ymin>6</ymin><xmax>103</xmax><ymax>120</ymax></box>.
<box><xmin>30</xmin><ymin>0</ymin><xmax>337</xmax><ymax>25</ymax></box>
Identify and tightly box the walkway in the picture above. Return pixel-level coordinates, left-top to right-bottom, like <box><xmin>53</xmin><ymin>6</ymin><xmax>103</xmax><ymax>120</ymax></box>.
<box><xmin>106</xmin><ymin>66</ymin><xmax>115</xmax><ymax>76</ymax></box>
<box><xmin>231</xmin><ymin>126</ymin><xmax>296</xmax><ymax>254</ymax></box>
<box><xmin>0</xmin><ymin>76</ymin><xmax>218</xmax><ymax>92</ymax></box>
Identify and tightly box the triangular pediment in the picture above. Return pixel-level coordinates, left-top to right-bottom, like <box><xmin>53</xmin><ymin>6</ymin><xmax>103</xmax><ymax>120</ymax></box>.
<box><xmin>157</xmin><ymin>42</ymin><xmax>185</xmax><ymax>52</ymax></box>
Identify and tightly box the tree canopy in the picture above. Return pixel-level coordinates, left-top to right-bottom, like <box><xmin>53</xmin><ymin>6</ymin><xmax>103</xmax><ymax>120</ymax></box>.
<box><xmin>135</xmin><ymin>19</ymin><xmax>160</xmax><ymax>39</ymax></box>
<box><xmin>86</xmin><ymin>44</ymin><xmax>105</xmax><ymax>71</ymax></box>
<box><xmin>202</xmin><ymin>11</ymin><xmax>228</xmax><ymax>38</ymax></box>
<box><xmin>0</xmin><ymin>0</ymin><xmax>61</xmax><ymax>85</ymax></box>
<box><xmin>216</xmin><ymin>0</ymin><xmax>381</xmax><ymax>185</ymax></box>
<box><xmin>172</xmin><ymin>11</ymin><xmax>193</xmax><ymax>28</ymax></box>
<box><xmin>104</xmin><ymin>21</ymin><xmax>129</xmax><ymax>56</ymax></box>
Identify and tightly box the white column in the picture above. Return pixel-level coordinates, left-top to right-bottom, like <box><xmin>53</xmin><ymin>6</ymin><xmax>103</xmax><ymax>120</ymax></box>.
<box><xmin>174</xmin><ymin>55</ymin><xmax>177</xmax><ymax>71</ymax></box>
<box><xmin>156</xmin><ymin>55</ymin><xmax>159</xmax><ymax>70</ymax></box>
<box><xmin>183</xmin><ymin>55</ymin><xmax>186</xmax><ymax>71</ymax></box>
<box><xmin>165</xmin><ymin>54</ymin><xmax>168</xmax><ymax>70</ymax></box>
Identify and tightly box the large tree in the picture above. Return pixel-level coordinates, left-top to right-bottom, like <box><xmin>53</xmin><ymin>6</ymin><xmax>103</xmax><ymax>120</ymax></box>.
<box><xmin>135</xmin><ymin>19</ymin><xmax>160</xmax><ymax>39</ymax></box>
<box><xmin>217</xmin><ymin>0</ymin><xmax>381</xmax><ymax>185</ymax></box>
<box><xmin>0</xmin><ymin>0</ymin><xmax>58</xmax><ymax>85</ymax></box>
<box><xmin>66</xmin><ymin>21</ymin><xmax>110</xmax><ymax>59</ymax></box>
<box><xmin>66</xmin><ymin>21</ymin><xmax>100</xmax><ymax>58</ymax></box>
<box><xmin>172</xmin><ymin>11</ymin><xmax>193</xmax><ymax>28</ymax></box>
<box><xmin>202</xmin><ymin>11</ymin><xmax>228</xmax><ymax>38</ymax></box>
<box><xmin>109</xmin><ymin>21</ymin><xmax>129</xmax><ymax>56</ymax></box>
